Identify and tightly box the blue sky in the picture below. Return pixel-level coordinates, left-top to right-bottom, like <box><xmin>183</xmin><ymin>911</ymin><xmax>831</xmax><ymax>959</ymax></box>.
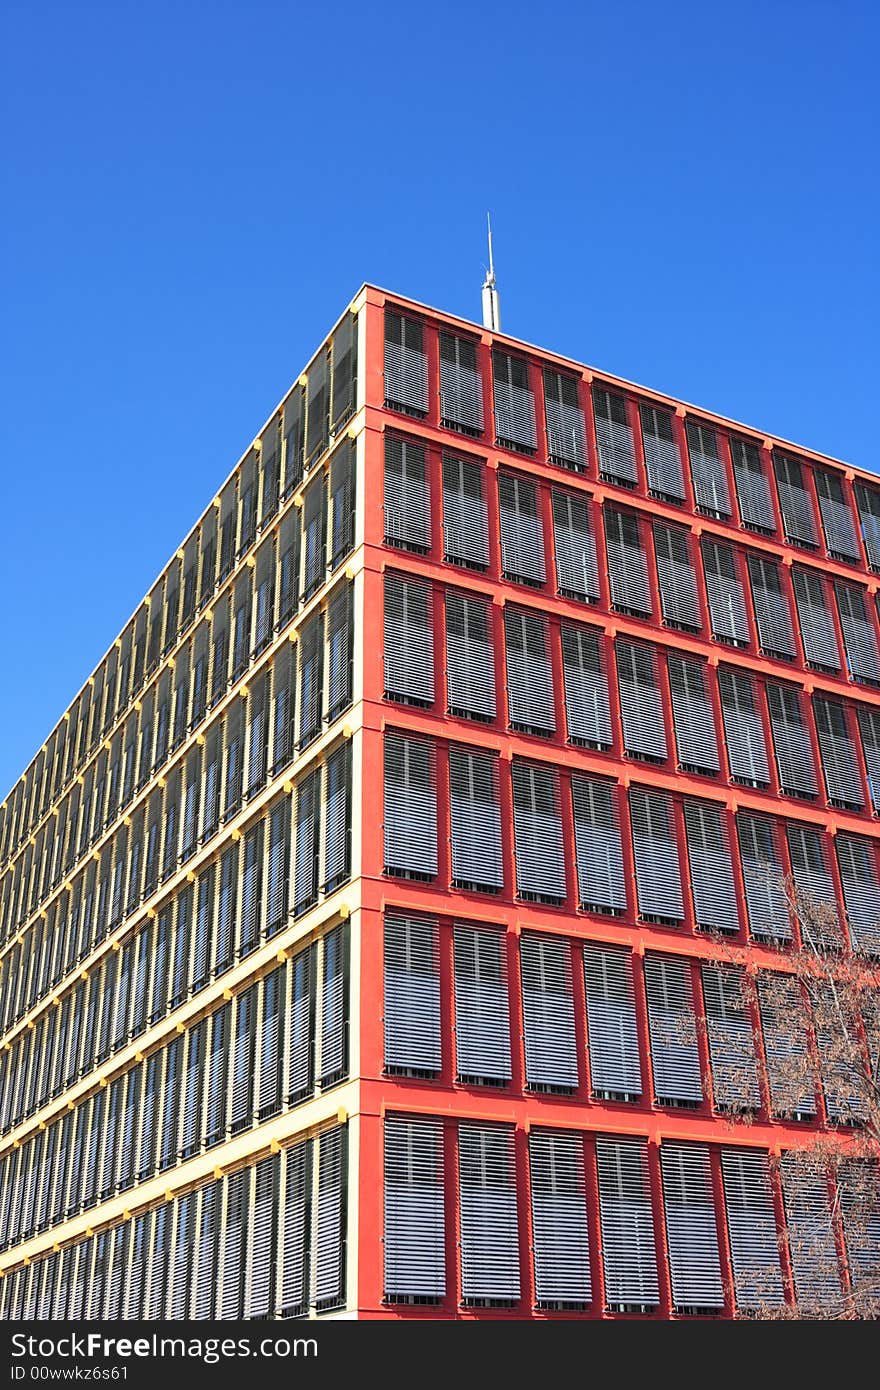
<box><xmin>1</xmin><ymin>0</ymin><xmax>878</xmax><ymax>798</ymax></box>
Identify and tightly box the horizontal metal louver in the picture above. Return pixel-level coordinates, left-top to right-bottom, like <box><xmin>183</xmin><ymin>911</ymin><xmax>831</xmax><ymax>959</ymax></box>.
<box><xmin>305</xmin><ymin>349</ymin><xmax>329</xmax><ymax>468</ymax></box>
<box><xmin>439</xmin><ymin>332</ymin><xmax>484</xmax><ymax>434</ymax></box>
<box><xmin>785</xmin><ymin>822</ymin><xmax>840</xmax><ymax>947</ymax></box>
<box><xmin>504</xmin><ymin>608</ymin><xmax>556</xmax><ymax>734</ymax></box>
<box><xmin>654</xmin><ymin>523</ymin><xmax>701</xmax><ymax>630</ymax></box>
<box><xmin>854</xmin><ymin>481</ymin><xmax>880</xmax><ymax>569</ymax></box>
<box><xmin>544</xmin><ymin>369</ymin><xmax>586</xmax><ymax>469</ymax></box>
<box><xmin>595</xmin><ymin>1136</ymin><xmax>659</xmax><ymax>1309</ymax></box>
<box><xmin>839</xmin><ymin>1160</ymin><xmax>880</xmax><ymax>1312</ymax></box>
<box><xmin>384</xmin><ymin>573</ymin><xmax>435</xmax><ymax>705</ymax></box>
<box><xmin>445</xmin><ymin>591</ymin><xmax>496</xmax><ymax>720</ymax></box>
<box><xmin>561</xmin><ymin>625</ymin><xmax>612</xmax><ymax>748</ymax></box>
<box><xmin>774</xmin><ymin>453</ymin><xmax>819</xmax><ymax>547</ymax></box>
<box><xmin>720</xmin><ymin>1149</ymin><xmax>784</xmax><ymax>1311</ymax></box>
<box><xmin>498</xmin><ymin>473</ymin><xmax>545</xmax><ymax>584</ymax></box>
<box><xmin>736</xmin><ymin>811</ymin><xmax>790</xmax><ymax>940</ymax></box>
<box><xmin>748</xmin><ymin>554</ymin><xmax>796</xmax><ymax>659</ymax></box>
<box><xmin>718</xmin><ymin>668</ymin><xmax>770</xmax><ymax>785</ymax></box>
<box><xmin>529</xmin><ymin>1130</ymin><xmax>591</xmax><ymax>1307</ymax></box>
<box><xmin>616</xmin><ymin>639</ymin><xmax>668</xmax><ymax>762</ymax></box>
<box><xmin>640</xmin><ymin>404</ymin><xmax>685</xmax><ymax>500</ymax></box>
<box><xmin>781</xmin><ymin>1153</ymin><xmax>843</xmax><ymax>1314</ymax></box>
<box><xmin>630</xmin><ymin>786</ymin><xmax>685</xmax><ymax>923</ymax></box>
<box><xmin>458</xmin><ymin>1125</ymin><xmax>520</xmax><ymax>1303</ymax></box>
<box><xmin>701</xmin><ymin>538</ymin><xmax>750</xmax><ymax>645</ymax></box>
<box><xmin>766</xmin><ymin>681</ymin><xmax>818</xmax><ymax>797</ymax></box>
<box><xmin>493</xmin><ymin>350</ymin><xmax>536</xmax><ymax>451</ymax></box>
<box><xmin>442</xmin><ymin>455</ymin><xmax>489</xmax><ymax>568</ymax></box>
<box><xmin>684</xmin><ymin>800</ymin><xmax>740</xmax><ymax>933</ymax></box>
<box><xmin>384</xmin><ymin>435</ymin><xmax>430</xmax><ymax>551</ymax></box>
<box><xmin>384</xmin><ymin>913</ymin><xmax>440</xmax><ymax>1074</ymax></box>
<box><xmin>592</xmin><ymin>386</ymin><xmax>637</xmax><ymax>484</ymax></box>
<box><xmin>815</xmin><ymin>468</ymin><xmax>860</xmax><ymax>561</ymax></box>
<box><xmin>449</xmin><ymin>746</ymin><xmax>504</xmax><ymax>891</ymax></box>
<box><xmin>857</xmin><ymin>705</ymin><xmax>880</xmax><ymax>813</ymax></box>
<box><xmin>813</xmin><ymin>981</ymin><xmax>866</xmax><ymax>1122</ymax></box>
<box><xmin>835</xmin><ymin>834</ymin><xmax>880</xmax><ymax>955</ymax></box>
<box><xmin>384</xmin><ymin>311</ymin><xmax>428</xmax><ymax>416</ymax></box>
<box><xmin>835</xmin><ymin>581</ymin><xmax>880</xmax><ymax>684</ymax></box>
<box><xmin>323</xmin><ymin>742</ymin><xmax>351</xmax><ymax>893</ymax></box>
<box><xmin>454</xmin><ymin>924</ymin><xmax>511</xmax><ymax>1084</ymax></box>
<box><xmin>520</xmin><ymin>934</ymin><xmax>579</xmax><ymax>1090</ymax></box>
<box><xmin>313</xmin><ymin>1126</ymin><xmax>346</xmax><ymax>1310</ymax></box>
<box><xmin>582</xmin><ymin>943</ymin><xmax>642</xmax><ymax>1098</ymax></box>
<box><xmin>604</xmin><ymin>505</ymin><xmax>652</xmax><ymax>615</ymax></box>
<box><xmin>327</xmin><ymin>582</ymin><xmax>353</xmax><ymax>721</ymax></box>
<box><xmin>552</xmin><ymin>490</ymin><xmax>599</xmax><ymax>601</ymax></box>
<box><xmin>320</xmin><ymin>925</ymin><xmax>347</xmax><ymax>1086</ymax></box>
<box><xmin>383</xmin><ymin>733</ymin><xmax>438</xmax><ymax>878</ymax></box>
<box><xmin>813</xmin><ymin>695</ymin><xmax>864</xmax><ymax>808</ymax></box>
<box><xmin>511</xmin><ymin>762</ymin><xmax>566</xmax><ymax>903</ymax></box>
<box><xmin>758</xmin><ymin>973</ymin><xmax>816</xmax><ymax>1116</ymax></box>
<box><xmin>700</xmin><ymin>963</ymin><xmax>760</xmax><ymax>1108</ymax></box>
<box><xmin>644</xmin><ymin>953</ymin><xmax>702</xmax><ymax>1103</ymax></box>
<box><xmin>571</xmin><ymin>775</ymin><xmax>627</xmax><ymax>914</ymax></box>
<box><xmin>730</xmin><ymin>437</ymin><xmax>776</xmax><ymax>532</ymax></box>
<box><xmin>792</xmin><ymin>568</ymin><xmax>841</xmax><ymax>671</ymax></box>
<box><xmin>384</xmin><ymin>1115</ymin><xmax>445</xmax><ymax>1300</ymax></box>
<box><xmin>660</xmin><ymin>1144</ymin><xmax>724</xmax><ymax>1310</ymax></box>
<box><xmin>687</xmin><ymin>421</ymin><xmax>730</xmax><ymax>517</ymax></box>
<box><xmin>668</xmin><ymin>655</ymin><xmax>720</xmax><ymax>773</ymax></box>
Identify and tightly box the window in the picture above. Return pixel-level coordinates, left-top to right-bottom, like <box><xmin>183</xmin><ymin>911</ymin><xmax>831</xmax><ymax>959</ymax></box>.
<box><xmin>454</xmin><ymin>925</ymin><xmax>511</xmax><ymax>1085</ymax></box>
<box><xmin>280</xmin><ymin>1140</ymin><xmax>311</xmax><ymax>1316</ymax></box>
<box><xmin>701</xmin><ymin>538</ymin><xmax>750</xmax><ymax>647</ymax></box>
<box><xmin>780</xmin><ymin>1154</ymin><xmax>842</xmax><ymax>1313</ymax></box>
<box><xmin>854</xmin><ymin>481</ymin><xmax>880</xmax><ymax>571</ymax></box>
<box><xmin>667</xmin><ymin>655</ymin><xmax>720</xmax><ymax>775</ymax></box>
<box><xmin>282</xmin><ymin>387</ymin><xmax>304</xmax><ymax>500</ymax></box>
<box><xmin>629</xmin><ymin>789</ymin><xmax>684</xmax><ymax>924</ymax></box>
<box><xmin>293</xmin><ymin>767</ymin><xmax>320</xmax><ymax>916</ymax></box>
<box><xmin>653</xmin><ymin>523</ymin><xmax>701</xmax><ymax>631</ymax></box>
<box><xmin>736</xmin><ymin>812</ymin><xmax>790</xmax><ymax>941</ymax></box>
<box><xmin>660</xmin><ymin>1144</ymin><xmax>724</xmax><ymax>1311</ymax></box>
<box><xmin>813</xmin><ymin>695</ymin><xmax>864</xmax><ymax>810</ymax></box>
<box><xmin>730</xmin><ymin>437</ymin><xmax>775</xmax><ymax>533</ymax></box>
<box><xmin>458</xmin><ymin>1125</ymin><xmax>520</xmax><ymax>1306</ymax></box>
<box><xmin>266</xmin><ymin>796</ymin><xmax>291</xmax><ymax>935</ymax></box>
<box><xmin>640</xmin><ymin>404</ymin><xmax>685</xmax><ymax>501</ymax></box>
<box><xmin>504</xmin><ymin>609</ymin><xmax>556</xmax><ymax>735</ymax></box>
<box><xmin>747</xmin><ymin>554</ymin><xmax>796</xmax><ymax>660</ymax></box>
<box><xmin>528</xmin><ymin>1130</ymin><xmax>591</xmax><ymax>1309</ymax></box>
<box><xmin>774</xmin><ymin>453</ymin><xmax>818</xmax><ymax>549</ymax></box>
<box><xmin>276</xmin><ymin>512</ymin><xmax>300</xmax><ymax>627</ymax></box>
<box><xmin>616</xmin><ymin>640</ymin><xmax>667</xmax><ymax>763</ymax></box>
<box><xmin>245</xmin><ymin>1158</ymin><xmax>275</xmax><ymax>1319</ymax></box>
<box><xmin>297</xmin><ymin>612</ymin><xmax>324</xmax><ymax>750</ymax></box>
<box><xmin>592</xmin><ymin>386</ymin><xmax>636</xmax><ymax>485</ymax></box>
<box><xmin>498</xmin><ymin>473</ymin><xmax>545</xmax><ymax>585</ymax></box>
<box><xmin>258</xmin><ymin>417</ymin><xmax>281</xmax><ymax>528</ymax></box>
<box><xmin>786</xmin><ymin>823</ymin><xmax>840</xmax><ymax>948</ymax></box>
<box><xmin>445</xmin><ymin>591</ymin><xmax>496</xmax><ymax>721</ymax></box>
<box><xmin>544</xmin><ymin>369</ymin><xmax>586</xmax><ymax>470</ymax></box>
<box><xmin>857</xmin><ymin>705</ymin><xmax>880</xmax><ymax>813</ymax></box>
<box><xmin>766</xmin><ymin>681</ymin><xmax>818</xmax><ymax>798</ymax></box>
<box><xmin>582</xmin><ymin>944</ymin><xmax>641</xmax><ymax>1100</ymax></box>
<box><xmin>384</xmin><ymin>1116</ymin><xmax>445</xmax><ymax>1302</ymax></box>
<box><xmin>320</xmin><ymin>925</ymin><xmax>347</xmax><ymax>1087</ymax></box>
<box><xmin>313</xmin><ymin>1126</ymin><xmax>346</xmax><ymax>1311</ymax></box>
<box><xmin>271</xmin><ymin>643</ymin><xmax>296</xmax><ymax>775</ymax></box>
<box><xmin>384</xmin><ymin>311</ymin><xmax>428</xmax><ymax>417</ymax></box>
<box><xmin>604</xmin><ymin>506</ymin><xmax>651</xmax><ymax>616</ymax></box>
<box><xmin>551</xmin><ymin>491</ymin><xmax>599</xmax><ymax>602</ymax></box>
<box><xmin>323</xmin><ymin>743</ymin><xmax>351</xmax><ymax>894</ymax></box>
<box><xmin>328</xmin><ymin>441</ymin><xmax>355</xmax><ymax>569</ymax></box>
<box><xmin>326</xmin><ymin>582</ymin><xmax>353</xmax><ymax>721</ymax></box>
<box><xmin>439</xmin><ymin>333</ymin><xmax>483</xmax><ymax>435</ymax></box>
<box><xmin>384</xmin><ymin>435</ymin><xmax>430</xmax><ymax>551</ymax></box>
<box><xmin>720</xmin><ymin>1149</ymin><xmax>784</xmax><ymax>1311</ymax></box>
<box><xmin>301</xmin><ymin>474</ymin><xmax>327</xmax><ymax>600</ymax></box>
<box><xmin>519</xmin><ymin>934</ymin><xmax>578</xmax><ymax>1092</ymax></box>
<box><xmin>792</xmin><ymin>569</ymin><xmax>840</xmax><ymax>672</ymax></box>
<box><xmin>305</xmin><ymin>350</ymin><xmax>329</xmax><ymax>468</ymax></box>
<box><xmin>718</xmin><ymin>668</ymin><xmax>770</xmax><ymax>787</ymax></box>
<box><xmin>686</xmin><ymin>421</ymin><xmax>730</xmax><ymax>518</ymax></box>
<box><xmin>815</xmin><ymin>469</ymin><xmax>860</xmax><ymax>562</ymax></box>
<box><xmin>561</xmin><ymin>626</ymin><xmax>612</xmax><ymax>749</ymax></box>
<box><xmin>493</xmin><ymin>351</ymin><xmax>536</xmax><ymax>452</ymax></box>
<box><xmin>442</xmin><ymin>455</ymin><xmax>488</xmax><ymax>568</ymax></box>
<box><xmin>330</xmin><ymin>312</ymin><xmax>357</xmax><ymax>433</ymax></box>
<box><xmin>684</xmin><ymin>800</ymin><xmax>739</xmax><ymax>933</ymax></box>
<box><xmin>384</xmin><ymin>574</ymin><xmax>434</xmax><ymax>706</ymax></box>
<box><xmin>571</xmin><ymin>775</ymin><xmax>627</xmax><ymax>915</ymax></box>
<box><xmin>511</xmin><ymin>763</ymin><xmax>566</xmax><ymax>904</ymax></box>
<box><xmin>700</xmin><ymin>963</ymin><xmax>759</xmax><ymax>1109</ymax></box>
<box><xmin>449</xmin><ymin>747</ymin><xmax>503</xmax><ymax>892</ymax></box>
<box><xmin>835</xmin><ymin>582</ymin><xmax>880</xmax><ymax>685</ymax></box>
<box><xmin>239</xmin><ymin>822</ymin><xmax>263</xmax><ymax>955</ymax></box>
<box><xmin>595</xmin><ymin>1137</ymin><xmax>659</xmax><ymax>1311</ymax></box>
<box><xmin>836</xmin><ymin>835</ymin><xmax>880</xmax><ymax>956</ymax></box>
<box><xmin>287</xmin><ymin>945</ymin><xmax>315</xmax><ymax>1104</ymax></box>
<box><xmin>757</xmin><ymin>974</ymin><xmax>816</xmax><ymax>1117</ymax></box>
<box><xmin>230</xmin><ymin>987</ymin><xmax>256</xmax><ymax>1136</ymax></box>
<box><xmin>644</xmin><ymin>954</ymin><xmax>702</xmax><ymax>1105</ymax></box>
<box><xmin>383</xmin><ymin>734</ymin><xmax>437</xmax><ymax>879</ymax></box>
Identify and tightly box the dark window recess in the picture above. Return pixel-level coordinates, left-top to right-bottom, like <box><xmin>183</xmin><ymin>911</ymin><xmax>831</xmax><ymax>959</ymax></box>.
<box><xmin>328</xmin><ymin>440</ymin><xmax>356</xmax><ymax>570</ymax></box>
<box><xmin>326</xmin><ymin>582</ymin><xmax>353</xmax><ymax>721</ymax></box>
<box><xmin>305</xmin><ymin>349</ymin><xmax>329</xmax><ymax>468</ymax></box>
<box><xmin>293</xmin><ymin>767</ymin><xmax>320</xmax><ymax>917</ymax></box>
<box><xmin>493</xmin><ymin>350</ymin><xmax>536</xmax><ymax>453</ymax></box>
<box><xmin>384</xmin><ymin>435</ymin><xmax>430</xmax><ymax>552</ymax></box>
<box><xmin>282</xmin><ymin>385</ymin><xmax>304</xmax><ymax>500</ymax></box>
<box><xmin>384</xmin><ymin>311</ymin><xmax>428</xmax><ymax>417</ymax></box>
<box><xmin>297</xmin><ymin>612</ymin><xmax>324</xmax><ymax>750</ymax></box>
<box><xmin>439</xmin><ymin>333</ymin><xmax>484</xmax><ymax>435</ymax></box>
<box><xmin>301</xmin><ymin>474</ymin><xmax>327</xmax><ymax>600</ymax></box>
<box><xmin>687</xmin><ymin>421</ymin><xmax>731</xmax><ymax>518</ymax></box>
<box><xmin>592</xmin><ymin>385</ymin><xmax>637</xmax><ymax>485</ymax></box>
<box><xmin>544</xmin><ymin>369</ymin><xmax>586</xmax><ymax>470</ymax></box>
<box><xmin>323</xmin><ymin>742</ymin><xmax>351</xmax><ymax>893</ymax></box>
<box><xmin>640</xmin><ymin>404</ymin><xmax>685</xmax><ymax>501</ymax></box>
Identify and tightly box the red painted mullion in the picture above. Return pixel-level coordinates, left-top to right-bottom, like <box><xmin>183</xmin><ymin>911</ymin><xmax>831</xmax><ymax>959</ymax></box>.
<box><xmin>629</xmin><ymin>937</ymin><xmax>654</xmax><ymax>1110</ymax></box>
<box><xmin>687</xmin><ymin>952</ymin><xmax>714</xmax><ymax>1119</ymax></box>
<box><xmin>753</xmin><ymin>672</ymin><xmax>785</xmax><ymax>802</ymax></box>
<box><xmin>715</xmin><ymin>429</ymin><xmax>740</xmax><ymax>532</ymax></box>
<box><xmin>672</xmin><ymin>408</ymin><xmax>698</xmax><ymax>514</ymax></box>
<box><xmin>529</xmin><ymin>358</ymin><xmax>548</xmax><ymax>465</ymax></box>
<box><xmin>708</xmin><ymin>1144</ymin><xmax>737</xmax><ymax>1317</ymax></box>
<box><xmin>569</xmin><ymin>908</ymin><xmax>591</xmax><ymax>1101</ymax></box>
<box><xmin>537</xmin><ymin>472</ymin><xmax>556</xmax><ymax>601</ymax></box>
<box><xmin>507</xmin><ymin>923</ymin><xmax>526</xmax><ymax>1098</ymax></box>
<box><xmin>582</xmin><ymin>374</ymin><xmax>600</xmax><ymax>479</ymax></box>
<box><xmin>646</xmin><ymin>1138</ymin><xmax>674</xmax><ymax>1318</ymax></box>
<box><xmin>429</xmin><ymin>575</ymin><xmax>447</xmax><ymax>720</ymax></box>
<box><xmin>770</xmin><ymin>1151</ymin><xmax>798</xmax><ymax>1313</ymax></box>
<box><xmin>496</xmin><ymin>745</ymin><xmax>516</xmax><ymax>903</ymax></box>
<box><xmin>583</xmin><ymin>1134</ymin><xmax>605</xmax><ymax>1312</ymax></box>
<box><xmin>435</xmin><ymin>739</ymin><xmax>452</xmax><ymax>893</ymax></box>
<box><xmin>514</xmin><ymin>1123</ymin><xmax>535</xmax><ymax>1315</ymax></box>
<box><xmin>799</xmin><ymin>458</ymin><xmax>827</xmax><ymax>562</ymax></box>
<box><xmin>671</xmin><ymin>793</ymin><xmax>699</xmax><ymax>942</ymax></box>
<box><xmin>444</xmin><ymin>1115</ymin><xmax>461</xmax><ymax>1314</ymax></box>
<box><xmin>477</xmin><ymin>335</ymin><xmax>495</xmax><ymax>454</ymax></box>
<box><xmin>723</xmin><ymin>796</ymin><xmax>751</xmax><ymax>945</ymax></box>
<box><xmin>760</xmin><ymin>441</ymin><xmax>785</xmax><ymax>543</ymax></box>
<box><xmin>427</xmin><ymin>439</ymin><xmax>445</xmax><ymax>564</ymax></box>
<box><xmin>546</xmin><ymin>615</ymin><xmax>567</xmax><ymax>757</ymax></box>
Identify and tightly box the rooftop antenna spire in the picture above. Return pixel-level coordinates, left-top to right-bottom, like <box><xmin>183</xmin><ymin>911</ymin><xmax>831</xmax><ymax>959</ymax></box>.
<box><xmin>481</xmin><ymin>212</ymin><xmax>501</xmax><ymax>332</ymax></box>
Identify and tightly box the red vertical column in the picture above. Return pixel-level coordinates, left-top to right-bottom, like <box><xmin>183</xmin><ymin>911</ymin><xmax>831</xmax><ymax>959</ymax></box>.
<box><xmin>708</xmin><ymin>1146</ymin><xmax>736</xmax><ymax>1317</ymax></box>
<box><xmin>646</xmin><ymin>1138</ymin><xmax>673</xmax><ymax>1318</ymax></box>
<box><xmin>514</xmin><ymin>1123</ymin><xmax>534</xmax><ymax>1316</ymax></box>
<box><xmin>673</xmin><ymin>407</ymin><xmax>697</xmax><ymax>514</ymax></box>
<box><xmin>438</xmin><ymin>916</ymin><xmax>455</xmax><ymax>1089</ymax></box>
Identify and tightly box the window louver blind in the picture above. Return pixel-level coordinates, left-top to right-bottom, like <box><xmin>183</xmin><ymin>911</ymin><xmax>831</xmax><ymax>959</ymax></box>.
<box><xmin>748</xmin><ymin>554</ymin><xmax>796</xmax><ymax>659</ymax></box>
<box><xmin>668</xmin><ymin>655</ymin><xmax>720</xmax><ymax>774</ymax></box>
<box><xmin>442</xmin><ymin>455</ymin><xmax>489</xmax><ymax>568</ymax></box>
<box><xmin>857</xmin><ymin>705</ymin><xmax>880</xmax><ymax>813</ymax></box>
<box><xmin>383</xmin><ymin>914</ymin><xmax>440</xmax><ymax>1074</ymax></box>
<box><xmin>701</xmin><ymin>538</ymin><xmax>750</xmax><ymax>646</ymax></box>
<box><xmin>561</xmin><ymin>626</ymin><xmax>612</xmax><ymax>748</ymax></box>
<box><xmin>458</xmin><ymin>1125</ymin><xmax>520</xmax><ymax>1304</ymax></box>
<box><xmin>449</xmin><ymin>747</ymin><xmax>503</xmax><ymax>891</ymax></box>
<box><xmin>328</xmin><ymin>440</ymin><xmax>355</xmax><ymax>569</ymax></box>
<box><xmin>552</xmin><ymin>491</ymin><xmax>599</xmax><ymax>602</ymax></box>
<box><xmin>604</xmin><ymin>506</ymin><xmax>652</xmax><ymax>615</ymax></box>
<box><xmin>766</xmin><ymin>682</ymin><xmax>818</xmax><ymax>798</ymax></box>
<box><xmin>293</xmin><ymin>767</ymin><xmax>319</xmax><ymax>916</ymax></box>
<box><xmin>838</xmin><ymin>1160</ymin><xmax>880</xmax><ymax>1309</ymax></box>
<box><xmin>504</xmin><ymin>608</ymin><xmax>556</xmax><ymax>734</ymax></box>
<box><xmin>774</xmin><ymin>453</ymin><xmax>818</xmax><ymax>547</ymax></box>
<box><xmin>582</xmin><ymin>944</ymin><xmax>642</xmax><ymax>1098</ymax></box>
<box><xmin>271</xmin><ymin>645</ymin><xmax>295</xmax><ymax>775</ymax></box>
<box><xmin>384</xmin><ymin>435</ymin><xmax>430</xmax><ymax>551</ymax></box>
<box><xmin>813</xmin><ymin>695</ymin><xmax>864</xmax><ymax>808</ymax></box>
<box><xmin>640</xmin><ymin>404</ymin><xmax>685</xmax><ymax>501</ymax></box>
<box><xmin>629</xmin><ymin>788</ymin><xmax>685</xmax><ymax>923</ymax></box>
<box><xmin>644</xmin><ymin>953</ymin><xmax>702</xmax><ymax>1103</ymax></box>
<box><xmin>384</xmin><ymin>1115</ymin><xmax>445</xmax><ymax>1300</ymax></box>
<box><xmin>813</xmin><ymin>982</ymin><xmax>865</xmax><ymax>1122</ymax></box>
<box><xmin>592</xmin><ymin>386</ymin><xmax>636</xmax><ymax>484</ymax></box>
<box><xmin>305</xmin><ymin>350</ymin><xmax>329</xmax><ymax>468</ymax></box>
<box><xmin>383</xmin><ymin>733</ymin><xmax>437</xmax><ymax>878</ymax></box>
<box><xmin>320</xmin><ymin>925</ymin><xmax>347</xmax><ymax>1087</ymax></box>
<box><xmin>313</xmin><ymin>1126</ymin><xmax>346</xmax><ymax>1311</ymax></box>
<box><xmin>301</xmin><ymin>475</ymin><xmax>327</xmax><ymax>600</ymax></box>
<box><xmin>246</xmin><ymin>1157</ymin><xmax>276</xmax><ymax>1319</ymax></box>
<box><xmin>687</xmin><ymin>421</ymin><xmax>730</xmax><ymax>517</ymax></box>
<box><xmin>718</xmin><ymin>668</ymin><xmax>770</xmax><ymax>785</ymax></box>
<box><xmin>258</xmin><ymin>418</ymin><xmax>281</xmax><ymax>528</ymax></box>
<box><xmin>384</xmin><ymin>311</ymin><xmax>428</xmax><ymax>416</ymax></box>
<box><xmin>330</xmin><ymin>313</ymin><xmax>357</xmax><ymax>432</ymax></box>
<box><xmin>529</xmin><ymin>1130</ymin><xmax>591</xmax><ymax>1307</ymax></box>
<box><xmin>835</xmin><ymin>835</ymin><xmax>880</xmax><ymax>955</ymax></box>
<box><xmin>815</xmin><ymin>469</ymin><xmax>860</xmax><ymax>561</ymax></box>
<box><xmin>544</xmin><ymin>369</ymin><xmax>586</xmax><ymax>469</ymax></box>
<box><xmin>287</xmin><ymin>946</ymin><xmax>314</xmax><ymax>1104</ymax></box>
<box><xmin>445</xmin><ymin>591</ymin><xmax>496</xmax><ymax>720</ymax></box>
<box><xmin>781</xmin><ymin>1154</ymin><xmax>842</xmax><ymax>1314</ymax></box>
<box><xmin>854</xmin><ymin>481</ymin><xmax>880</xmax><ymax>570</ymax></box>
<box><xmin>384</xmin><ymin>573</ymin><xmax>435</xmax><ymax>706</ymax></box>
<box><xmin>439</xmin><ymin>333</ymin><xmax>484</xmax><ymax>434</ymax></box>
<box><xmin>786</xmin><ymin>822</ymin><xmax>840</xmax><ymax>948</ymax></box>
<box><xmin>595</xmin><ymin>1137</ymin><xmax>659</xmax><ymax>1309</ymax></box>
<box><xmin>276</xmin><ymin>512</ymin><xmax>300</xmax><ymax>627</ymax></box>
<box><xmin>511</xmin><ymin>762</ymin><xmax>566</xmax><ymax>903</ymax></box>
<box><xmin>720</xmin><ymin>1149</ymin><xmax>784</xmax><ymax>1310</ymax></box>
<box><xmin>453</xmin><ymin>924</ymin><xmax>511</xmax><ymax>1084</ymax></box>
<box><xmin>498</xmin><ymin>473</ymin><xmax>545</xmax><ymax>585</ymax></box>
<box><xmin>736</xmin><ymin>812</ymin><xmax>790</xmax><ymax>940</ymax></box>
<box><xmin>326</xmin><ymin>582</ymin><xmax>353</xmax><ymax>721</ymax></box>
<box><xmin>835</xmin><ymin>582</ymin><xmax>880</xmax><ymax>684</ymax></box>
<box><xmin>520</xmin><ymin>934</ymin><xmax>579</xmax><ymax>1090</ymax></box>
<box><xmin>571</xmin><ymin>775</ymin><xmax>627</xmax><ymax>914</ymax></box>
<box><xmin>758</xmin><ymin>974</ymin><xmax>816</xmax><ymax>1116</ymax></box>
<box><xmin>280</xmin><ymin>1139</ymin><xmax>311</xmax><ymax>1317</ymax></box>
<box><xmin>653</xmin><ymin>523</ymin><xmax>701</xmax><ymax>631</ymax></box>
<box><xmin>616</xmin><ymin>639</ymin><xmax>668</xmax><ymax>762</ymax></box>
<box><xmin>323</xmin><ymin>742</ymin><xmax>351</xmax><ymax>893</ymax></box>
<box><xmin>282</xmin><ymin>386</ymin><xmax>304</xmax><ymax>500</ymax></box>
<box><xmin>700</xmin><ymin>963</ymin><xmax>759</xmax><ymax>1108</ymax></box>
<box><xmin>684</xmin><ymin>801</ymin><xmax>740</xmax><ymax>933</ymax></box>
<box><xmin>493</xmin><ymin>351</ymin><xmax>536</xmax><ymax>451</ymax></box>
<box><xmin>297</xmin><ymin>612</ymin><xmax>324</xmax><ymax>749</ymax></box>
<box><xmin>792</xmin><ymin>569</ymin><xmax>841</xmax><ymax>671</ymax></box>
<box><xmin>230</xmin><ymin>987</ymin><xmax>256</xmax><ymax>1135</ymax></box>
<box><xmin>660</xmin><ymin>1144</ymin><xmax>724</xmax><ymax>1310</ymax></box>
<box><xmin>730</xmin><ymin>437</ymin><xmax>775</xmax><ymax>532</ymax></box>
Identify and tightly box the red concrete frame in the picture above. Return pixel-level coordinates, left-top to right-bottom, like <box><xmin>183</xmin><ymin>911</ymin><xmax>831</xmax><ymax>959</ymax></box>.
<box><xmin>355</xmin><ymin>287</ymin><xmax>880</xmax><ymax>1320</ymax></box>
